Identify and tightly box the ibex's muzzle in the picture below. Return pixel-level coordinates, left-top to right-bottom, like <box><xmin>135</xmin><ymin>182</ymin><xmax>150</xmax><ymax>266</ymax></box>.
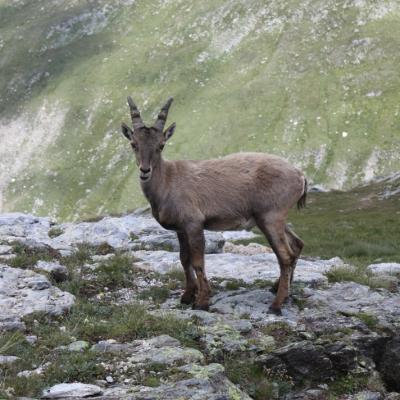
<box><xmin>139</xmin><ymin>166</ymin><xmax>152</xmax><ymax>182</ymax></box>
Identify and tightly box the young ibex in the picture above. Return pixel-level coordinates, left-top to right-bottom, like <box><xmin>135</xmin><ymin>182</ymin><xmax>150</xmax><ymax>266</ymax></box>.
<box><xmin>121</xmin><ymin>97</ymin><xmax>307</xmax><ymax>314</ymax></box>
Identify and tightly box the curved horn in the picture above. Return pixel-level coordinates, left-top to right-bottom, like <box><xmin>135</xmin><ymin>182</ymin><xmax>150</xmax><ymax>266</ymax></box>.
<box><xmin>127</xmin><ymin>96</ymin><xmax>145</xmax><ymax>130</ymax></box>
<box><xmin>154</xmin><ymin>97</ymin><xmax>173</xmax><ymax>131</ymax></box>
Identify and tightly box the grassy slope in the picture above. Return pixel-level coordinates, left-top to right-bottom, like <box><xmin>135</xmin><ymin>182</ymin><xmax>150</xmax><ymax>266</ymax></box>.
<box><xmin>0</xmin><ymin>0</ymin><xmax>399</xmax><ymax>220</ymax></box>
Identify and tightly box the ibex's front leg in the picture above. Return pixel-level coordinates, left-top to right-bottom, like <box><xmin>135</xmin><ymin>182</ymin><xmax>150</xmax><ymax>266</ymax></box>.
<box><xmin>177</xmin><ymin>231</ymin><xmax>198</xmax><ymax>305</ymax></box>
<box><xmin>186</xmin><ymin>225</ymin><xmax>211</xmax><ymax>310</ymax></box>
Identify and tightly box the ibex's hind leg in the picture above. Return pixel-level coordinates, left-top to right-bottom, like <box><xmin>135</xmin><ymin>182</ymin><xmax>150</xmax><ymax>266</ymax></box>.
<box><xmin>186</xmin><ymin>226</ymin><xmax>211</xmax><ymax>311</ymax></box>
<box><xmin>271</xmin><ymin>224</ymin><xmax>304</xmax><ymax>293</ymax></box>
<box><xmin>285</xmin><ymin>224</ymin><xmax>304</xmax><ymax>284</ymax></box>
<box><xmin>177</xmin><ymin>232</ymin><xmax>198</xmax><ymax>305</ymax></box>
<box><xmin>256</xmin><ymin>214</ymin><xmax>296</xmax><ymax>315</ymax></box>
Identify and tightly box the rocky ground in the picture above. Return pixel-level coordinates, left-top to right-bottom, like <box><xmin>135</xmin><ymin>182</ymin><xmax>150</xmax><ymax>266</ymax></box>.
<box><xmin>1</xmin><ymin>211</ymin><xmax>400</xmax><ymax>399</ymax></box>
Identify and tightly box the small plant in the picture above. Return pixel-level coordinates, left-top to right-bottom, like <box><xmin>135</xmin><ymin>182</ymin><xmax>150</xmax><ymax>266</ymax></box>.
<box><xmin>224</xmin><ymin>279</ymin><xmax>248</xmax><ymax>291</ymax></box>
<box><xmin>329</xmin><ymin>373</ymin><xmax>369</xmax><ymax>395</ymax></box>
<box><xmin>48</xmin><ymin>226</ymin><xmax>64</xmax><ymax>238</ymax></box>
<box><xmin>224</xmin><ymin>357</ymin><xmax>293</xmax><ymax>400</ymax></box>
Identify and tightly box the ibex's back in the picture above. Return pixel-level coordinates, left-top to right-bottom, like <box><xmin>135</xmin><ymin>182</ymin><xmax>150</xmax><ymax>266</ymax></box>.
<box><xmin>121</xmin><ymin>96</ymin><xmax>307</xmax><ymax>315</ymax></box>
<box><xmin>162</xmin><ymin>153</ymin><xmax>305</xmax><ymax>232</ymax></box>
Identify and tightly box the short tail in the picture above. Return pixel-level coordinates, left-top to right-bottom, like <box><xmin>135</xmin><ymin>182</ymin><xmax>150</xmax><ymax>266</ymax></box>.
<box><xmin>297</xmin><ymin>177</ymin><xmax>307</xmax><ymax>210</ymax></box>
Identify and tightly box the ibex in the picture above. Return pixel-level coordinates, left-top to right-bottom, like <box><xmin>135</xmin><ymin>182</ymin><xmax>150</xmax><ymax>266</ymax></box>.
<box><xmin>121</xmin><ymin>97</ymin><xmax>307</xmax><ymax>315</ymax></box>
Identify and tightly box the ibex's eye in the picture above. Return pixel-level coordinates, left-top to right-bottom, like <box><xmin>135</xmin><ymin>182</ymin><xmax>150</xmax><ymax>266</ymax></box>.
<box><xmin>131</xmin><ymin>142</ymin><xmax>138</xmax><ymax>151</ymax></box>
<box><xmin>159</xmin><ymin>144</ymin><xmax>165</xmax><ymax>151</ymax></box>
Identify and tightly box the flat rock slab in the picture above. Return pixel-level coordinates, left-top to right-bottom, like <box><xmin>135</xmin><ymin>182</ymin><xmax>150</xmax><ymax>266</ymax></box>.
<box><xmin>42</xmin><ymin>383</ymin><xmax>102</xmax><ymax>398</ymax></box>
<box><xmin>0</xmin><ymin>212</ymin><xmax>224</xmax><ymax>255</ymax></box>
<box><xmin>303</xmin><ymin>282</ymin><xmax>400</xmax><ymax>329</ymax></box>
<box><xmin>135</xmin><ymin>250</ymin><xmax>343</xmax><ymax>284</ymax></box>
<box><xmin>0</xmin><ymin>264</ymin><xmax>75</xmax><ymax>331</ymax></box>
<box><xmin>210</xmin><ymin>288</ymin><xmax>300</xmax><ymax>325</ymax></box>
<box><xmin>52</xmin><ymin>214</ymin><xmax>224</xmax><ymax>254</ymax></box>
<box><xmin>367</xmin><ymin>262</ymin><xmax>400</xmax><ymax>275</ymax></box>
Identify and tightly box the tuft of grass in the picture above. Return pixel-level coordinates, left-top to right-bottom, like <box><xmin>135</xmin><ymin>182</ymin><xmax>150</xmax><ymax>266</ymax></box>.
<box><xmin>95</xmin><ymin>253</ymin><xmax>138</xmax><ymax>290</ymax></box>
<box><xmin>7</xmin><ymin>242</ymin><xmax>60</xmax><ymax>269</ymax></box>
<box><xmin>138</xmin><ymin>286</ymin><xmax>171</xmax><ymax>304</ymax></box>
<box><xmin>354</xmin><ymin>312</ymin><xmax>379</xmax><ymax>330</ymax></box>
<box><xmin>58</xmin><ymin>300</ymin><xmax>199</xmax><ymax>348</ymax></box>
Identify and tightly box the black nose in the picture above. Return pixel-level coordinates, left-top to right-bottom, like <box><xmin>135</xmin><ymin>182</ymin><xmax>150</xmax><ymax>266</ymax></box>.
<box><xmin>140</xmin><ymin>167</ymin><xmax>151</xmax><ymax>174</ymax></box>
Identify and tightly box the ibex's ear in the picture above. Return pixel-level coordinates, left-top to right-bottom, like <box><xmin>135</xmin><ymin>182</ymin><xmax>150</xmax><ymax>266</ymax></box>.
<box><xmin>121</xmin><ymin>122</ymin><xmax>133</xmax><ymax>140</ymax></box>
<box><xmin>163</xmin><ymin>123</ymin><xmax>176</xmax><ymax>142</ymax></box>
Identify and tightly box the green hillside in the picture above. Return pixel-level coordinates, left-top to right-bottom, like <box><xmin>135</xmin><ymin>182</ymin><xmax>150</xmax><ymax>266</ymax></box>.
<box><xmin>0</xmin><ymin>0</ymin><xmax>399</xmax><ymax>220</ymax></box>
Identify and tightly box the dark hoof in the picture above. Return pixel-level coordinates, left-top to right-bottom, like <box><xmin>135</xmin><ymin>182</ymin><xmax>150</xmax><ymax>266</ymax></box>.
<box><xmin>192</xmin><ymin>303</ymin><xmax>210</xmax><ymax>311</ymax></box>
<box><xmin>180</xmin><ymin>291</ymin><xmax>196</xmax><ymax>305</ymax></box>
<box><xmin>268</xmin><ymin>305</ymin><xmax>282</xmax><ymax>316</ymax></box>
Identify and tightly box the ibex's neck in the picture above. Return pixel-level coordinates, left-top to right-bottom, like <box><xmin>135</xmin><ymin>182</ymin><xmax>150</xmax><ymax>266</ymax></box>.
<box><xmin>141</xmin><ymin>157</ymin><xmax>168</xmax><ymax>212</ymax></box>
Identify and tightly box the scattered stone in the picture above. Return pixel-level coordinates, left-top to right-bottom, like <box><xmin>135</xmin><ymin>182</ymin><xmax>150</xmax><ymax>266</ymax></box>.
<box><xmin>17</xmin><ymin>362</ymin><xmax>50</xmax><ymax>378</ymax></box>
<box><xmin>0</xmin><ymin>265</ymin><xmax>75</xmax><ymax>331</ymax></box>
<box><xmin>25</xmin><ymin>335</ymin><xmax>38</xmax><ymax>344</ymax></box>
<box><xmin>0</xmin><ymin>355</ymin><xmax>20</xmax><ymax>365</ymax></box>
<box><xmin>57</xmin><ymin>340</ymin><xmax>90</xmax><ymax>352</ymax></box>
<box><xmin>34</xmin><ymin>260</ymin><xmax>68</xmax><ymax>282</ymax></box>
<box><xmin>41</xmin><ymin>382</ymin><xmax>103</xmax><ymax>398</ymax></box>
<box><xmin>106</xmin><ymin>375</ymin><xmax>114</xmax><ymax>384</ymax></box>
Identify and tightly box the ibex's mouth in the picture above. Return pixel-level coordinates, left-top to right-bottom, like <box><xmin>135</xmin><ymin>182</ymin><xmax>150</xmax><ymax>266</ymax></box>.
<box><xmin>140</xmin><ymin>174</ymin><xmax>151</xmax><ymax>182</ymax></box>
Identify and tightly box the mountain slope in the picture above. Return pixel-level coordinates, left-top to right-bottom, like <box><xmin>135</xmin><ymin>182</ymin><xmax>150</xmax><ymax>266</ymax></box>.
<box><xmin>0</xmin><ymin>0</ymin><xmax>399</xmax><ymax>220</ymax></box>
